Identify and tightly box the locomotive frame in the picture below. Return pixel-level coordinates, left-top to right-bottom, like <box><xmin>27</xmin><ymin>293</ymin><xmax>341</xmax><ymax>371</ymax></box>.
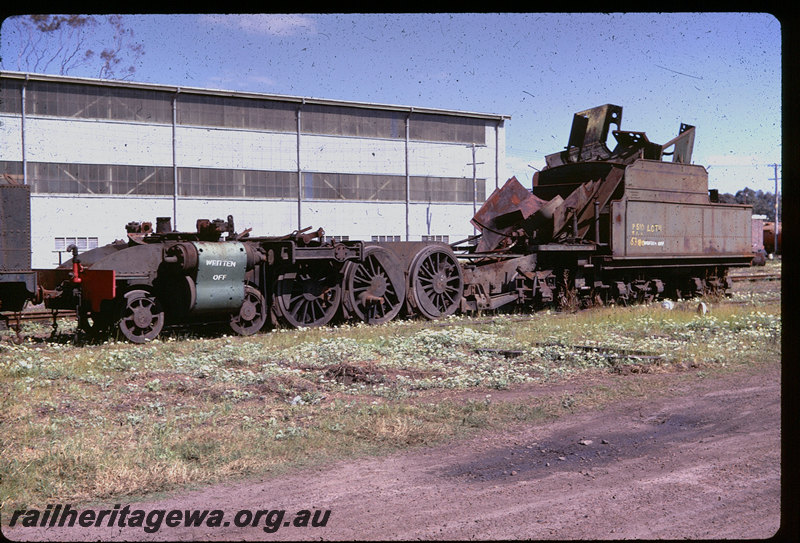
<box><xmin>1</xmin><ymin>105</ymin><xmax>756</xmax><ymax>342</ymax></box>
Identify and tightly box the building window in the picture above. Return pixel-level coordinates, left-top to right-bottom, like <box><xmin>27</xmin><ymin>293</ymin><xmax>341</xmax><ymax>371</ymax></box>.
<box><xmin>0</xmin><ymin>78</ymin><xmax>23</xmax><ymax>114</ymax></box>
<box><xmin>371</xmin><ymin>235</ymin><xmax>401</xmax><ymax>242</ymax></box>
<box><xmin>303</xmin><ymin>172</ymin><xmax>485</xmax><ymax>202</ymax></box>
<box><xmin>421</xmin><ymin>235</ymin><xmax>450</xmax><ymax>243</ymax></box>
<box><xmin>305</xmin><ymin>172</ymin><xmax>406</xmax><ymax>201</ymax></box>
<box><xmin>27</xmin><ymin>162</ymin><xmax>173</xmax><ymax>195</ymax></box>
<box><xmin>178</xmin><ymin>168</ymin><xmax>297</xmax><ymax>198</ymax></box>
<box><xmin>11</xmin><ymin>160</ymin><xmax>487</xmax><ymax>204</ymax></box>
<box><xmin>55</xmin><ymin>236</ymin><xmax>99</xmax><ymax>251</ymax></box>
<box><xmin>301</xmin><ymin>104</ymin><xmax>404</xmax><ymax>139</ymax></box>
<box><xmin>0</xmin><ymin>161</ymin><xmax>24</xmax><ymax>184</ymax></box>
<box><xmin>3</xmin><ymin>76</ymin><xmax>496</xmax><ymax>145</ymax></box>
<box><xmin>324</xmin><ymin>235</ymin><xmax>350</xmax><ymax>243</ymax></box>
<box><xmin>177</xmin><ymin>94</ymin><xmax>297</xmax><ymax>131</ymax></box>
<box><xmin>54</xmin><ymin>236</ymin><xmax>99</xmax><ymax>265</ymax></box>
<box><xmin>25</xmin><ymin>81</ymin><xmax>172</xmax><ymax>123</ymax></box>
<box><xmin>409</xmin><ymin>112</ymin><xmax>486</xmax><ymax>144</ymax></box>
<box><xmin>410</xmin><ymin>176</ymin><xmax>485</xmax><ymax>203</ymax></box>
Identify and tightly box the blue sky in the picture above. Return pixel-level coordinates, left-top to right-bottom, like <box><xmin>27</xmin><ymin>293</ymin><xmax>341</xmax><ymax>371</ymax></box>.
<box><xmin>0</xmin><ymin>12</ymin><xmax>782</xmax><ymax>195</ymax></box>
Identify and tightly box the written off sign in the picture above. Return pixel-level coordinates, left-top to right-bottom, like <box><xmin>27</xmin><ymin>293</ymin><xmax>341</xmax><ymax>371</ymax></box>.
<box><xmin>206</xmin><ymin>259</ymin><xmax>237</xmax><ymax>267</ymax></box>
<box><xmin>194</xmin><ymin>241</ymin><xmax>248</xmax><ymax>311</ymax></box>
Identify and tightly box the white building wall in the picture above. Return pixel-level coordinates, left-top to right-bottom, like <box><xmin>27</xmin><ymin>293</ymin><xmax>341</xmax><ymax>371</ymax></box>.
<box><xmin>175</xmin><ymin>127</ymin><xmax>298</xmax><ymax>171</ymax></box>
<box><xmin>494</xmin><ymin>122</ymin><xmax>507</xmax><ymax>188</ymax></box>
<box><xmin>29</xmin><ymin>194</ymin><xmax>481</xmax><ymax>267</ymax></box>
<box><xmin>24</xmin><ymin>117</ymin><xmax>173</xmax><ymax>166</ymax></box>
<box><xmin>299</xmin><ymin>201</ymin><xmax>476</xmax><ymax>241</ymax></box>
<box><xmin>407</xmin><ymin>140</ymin><xmax>488</xmax><ymax>179</ymax></box>
<box><xmin>173</xmin><ymin>198</ymin><xmax>298</xmax><ymax>237</ymax></box>
<box><xmin>406</xmin><ymin>123</ymin><xmax>502</xmax><ymax>182</ymax></box>
<box><xmin>30</xmin><ymin>195</ymin><xmax>175</xmax><ymax>268</ymax></box>
<box><xmin>3</xmin><ymin>76</ymin><xmax>509</xmax><ymax>269</ymax></box>
<box><xmin>0</xmin><ymin>116</ymin><xmax>22</xmax><ymax>161</ymax></box>
<box><xmin>408</xmin><ymin>202</ymin><xmax>477</xmax><ymax>241</ymax></box>
<box><xmin>300</xmin><ymin>135</ymin><xmax>406</xmax><ymax>175</ymax></box>
<box><xmin>303</xmin><ymin>201</ymin><xmax>406</xmax><ymax>238</ymax></box>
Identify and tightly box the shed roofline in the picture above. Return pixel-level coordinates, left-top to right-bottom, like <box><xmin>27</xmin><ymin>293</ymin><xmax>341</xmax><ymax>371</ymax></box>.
<box><xmin>1</xmin><ymin>70</ymin><xmax>511</xmax><ymax>122</ymax></box>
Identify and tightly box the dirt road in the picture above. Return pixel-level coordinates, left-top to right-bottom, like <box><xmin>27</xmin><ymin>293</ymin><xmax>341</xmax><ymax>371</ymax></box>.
<box><xmin>6</xmin><ymin>363</ymin><xmax>782</xmax><ymax>541</ymax></box>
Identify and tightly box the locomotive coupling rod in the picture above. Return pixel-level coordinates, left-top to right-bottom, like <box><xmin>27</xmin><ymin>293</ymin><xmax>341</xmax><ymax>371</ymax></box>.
<box><xmin>450</xmin><ymin>233</ymin><xmax>482</xmax><ymax>248</ymax></box>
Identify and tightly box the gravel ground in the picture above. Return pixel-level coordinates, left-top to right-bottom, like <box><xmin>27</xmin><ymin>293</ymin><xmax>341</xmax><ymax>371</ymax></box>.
<box><xmin>5</xmin><ymin>360</ymin><xmax>783</xmax><ymax>541</ymax></box>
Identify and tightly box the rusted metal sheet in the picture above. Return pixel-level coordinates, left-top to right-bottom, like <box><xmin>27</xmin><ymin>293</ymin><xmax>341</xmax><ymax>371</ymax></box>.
<box><xmin>613</xmin><ymin>199</ymin><xmax>752</xmax><ymax>258</ymax></box>
<box><xmin>659</xmin><ymin>123</ymin><xmax>695</xmax><ymax>164</ymax></box>
<box><xmin>545</xmin><ymin>105</ymin><xmax>623</xmax><ymax>167</ymax></box>
<box><xmin>0</xmin><ymin>184</ymin><xmax>36</xmax><ymax>309</ymax></box>
<box><xmin>471</xmin><ymin>177</ymin><xmax>546</xmax><ymax>252</ymax></box>
<box><xmin>623</xmin><ymin>161</ymin><xmax>709</xmax><ymax>204</ymax></box>
<box><xmin>0</xmin><ymin>184</ymin><xmax>32</xmax><ymax>272</ymax></box>
<box><xmin>751</xmin><ymin>216</ymin><xmax>765</xmax><ymax>251</ymax></box>
<box><xmin>763</xmin><ymin>222</ymin><xmax>781</xmax><ymax>253</ymax></box>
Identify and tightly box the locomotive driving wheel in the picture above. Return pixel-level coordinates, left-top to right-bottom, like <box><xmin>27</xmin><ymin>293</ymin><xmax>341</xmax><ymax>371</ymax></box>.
<box><xmin>117</xmin><ymin>289</ymin><xmax>165</xmax><ymax>343</ymax></box>
<box><xmin>342</xmin><ymin>245</ymin><xmax>406</xmax><ymax>325</ymax></box>
<box><xmin>407</xmin><ymin>245</ymin><xmax>463</xmax><ymax>320</ymax></box>
<box><xmin>274</xmin><ymin>262</ymin><xmax>342</xmax><ymax>328</ymax></box>
<box><xmin>230</xmin><ymin>285</ymin><xmax>267</xmax><ymax>336</ymax></box>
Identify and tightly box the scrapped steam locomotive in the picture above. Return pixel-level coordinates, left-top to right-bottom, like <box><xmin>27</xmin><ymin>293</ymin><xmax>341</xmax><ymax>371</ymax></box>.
<box><xmin>0</xmin><ymin>105</ymin><xmax>755</xmax><ymax>342</ymax></box>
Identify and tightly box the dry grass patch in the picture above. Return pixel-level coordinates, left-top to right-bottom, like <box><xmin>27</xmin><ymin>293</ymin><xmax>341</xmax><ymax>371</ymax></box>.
<box><xmin>1</xmin><ymin>283</ymin><xmax>780</xmax><ymax>515</ymax></box>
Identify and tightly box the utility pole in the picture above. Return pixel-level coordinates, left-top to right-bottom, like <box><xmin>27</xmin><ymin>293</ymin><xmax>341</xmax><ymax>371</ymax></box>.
<box><xmin>467</xmin><ymin>144</ymin><xmax>485</xmax><ymax>236</ymax></box>
<box><xmin>770</xmin><ymin>163</ymin><xmax>781</xmax><ymax>255</ymax></box>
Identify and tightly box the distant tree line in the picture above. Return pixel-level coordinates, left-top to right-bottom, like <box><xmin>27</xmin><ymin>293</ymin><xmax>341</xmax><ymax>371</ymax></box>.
<box><xmin>718</xmin><ymin>188</ymin><xmax>782</xmax><ymax>222</ymax></box>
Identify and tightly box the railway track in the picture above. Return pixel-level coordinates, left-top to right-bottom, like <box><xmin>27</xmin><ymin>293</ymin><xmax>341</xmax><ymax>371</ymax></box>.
<box><xmin>0</xmin><ymin>309</ymin><xmax>76</xmax><ymax>330</ymax></box>
<box><xmin>728</xmin><ymin>271</ymin><xmax>781</xmax><ymax>282</ymax></box>
<box><xmin>1</xmin><ymin>270</ymin><xmax>780</xmax><ymax>335</ymax></box>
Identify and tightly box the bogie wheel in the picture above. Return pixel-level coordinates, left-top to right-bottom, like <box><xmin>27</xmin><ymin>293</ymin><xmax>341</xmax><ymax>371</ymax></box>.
<box><xmin>407</xmin><ymin>245</ymin><xmax>464</xmax><ymax>320</ymax></box>
<box><xmin>275</xmin><ymin>263</ymin><xmax>342</xmax><ymax>328</ymax></box>
<box><xmin>230</xmin><ymin>285</ymin><xmax>267</xmax><ymax>336</ymax></box>
<box><xmin>342</xmin><ymin>245</ymin><xmax>406</xmax><ymax>324</ymax></box>
<box><xmin>118</xmin><ymin>289</ymin><xmax>165</xmax><ymax>343</ymax></box>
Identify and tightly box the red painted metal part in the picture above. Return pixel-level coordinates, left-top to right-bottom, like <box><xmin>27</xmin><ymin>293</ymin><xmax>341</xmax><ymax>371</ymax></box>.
<box><xmin>80</xmin><ymin>269</ymin><xmax>116</xmax><ymax>313</ymax></box>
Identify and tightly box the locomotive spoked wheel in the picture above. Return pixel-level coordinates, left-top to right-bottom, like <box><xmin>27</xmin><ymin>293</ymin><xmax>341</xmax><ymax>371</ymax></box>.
<box><xmin>118</xmin><ymin>290</ymin><xmax>165</xmax><ymax>343</ymax></box>
<box><xmin>407</xmin><ymin>245</ymin><xmax>463</xmax><ymax>320</ymax></box>
<box><xmin>275</xmin><ymin>263</ymin><xmax>342</xmax><ymax>328</ymax></box>
<box><xmin>342</xmin><ymin>246</ymin><xmax>406</xmax><ymax>324</ymax></box>
<box><xmin>230</xmin><ymin>285</ymin><xmax>267</xmax><ymax>336</ymax></box>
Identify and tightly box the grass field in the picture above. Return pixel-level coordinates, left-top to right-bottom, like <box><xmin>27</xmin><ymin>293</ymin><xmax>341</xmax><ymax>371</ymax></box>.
<box><xmin>0</xmin><ymin>273</ymin><xmax>781</xmax><ymax>516</ymax></box>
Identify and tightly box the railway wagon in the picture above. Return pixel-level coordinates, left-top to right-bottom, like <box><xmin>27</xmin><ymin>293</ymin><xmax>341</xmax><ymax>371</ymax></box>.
<box><xmin>458</xmin><ymin>104</ymin><xmax>754</xmax><ymax>310</ymax></box>
<box><xmin>0</xmin><ymin>183</ymin><xmax>37</xmax><ymax>312</ymax></box>
<box><xmin>763</xmin><ymin>221</ymin><xmax>782</xmax><ymax>254</ymax></box>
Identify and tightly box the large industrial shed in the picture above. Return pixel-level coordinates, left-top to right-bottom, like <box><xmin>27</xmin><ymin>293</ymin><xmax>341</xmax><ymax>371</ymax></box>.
<box><xmin>0</xmin><ymin>71</ymin><xmax>509</xmax><ymax>268</ymax></box>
